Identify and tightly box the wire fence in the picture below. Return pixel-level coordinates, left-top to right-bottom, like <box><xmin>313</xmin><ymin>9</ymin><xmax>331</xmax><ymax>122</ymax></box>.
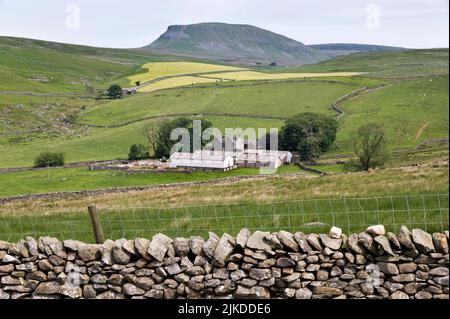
<box><xmin>1</xmin><ymin>194</ymin><xmax>448</xmax><ymax>243</ymax></box>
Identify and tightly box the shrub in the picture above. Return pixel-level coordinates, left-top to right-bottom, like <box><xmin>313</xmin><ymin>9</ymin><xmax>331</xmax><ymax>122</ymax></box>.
<box><xmin>153</xmin><ymin>117</ymin><xmax>213</xmax><ymax>159</ymax></box>
<box><xmin>350</xmin><ymin>122</ymin><xmax>388</xmax><ymax>171</ymax></box>
<box><xmin>34</xmin><ymin>152</ymin><xmax>65</xmax><ymax>168</ymax></box>
<box><xmin>128</xmin><ymin>144</ymin><xmax>150</xmax><ymax>161</ymax></box>
<box><xmin>107</xmin><ymin>84</ymin><xmax>123</xmax><ymax>99</ymax></box>
<box><xmin>280</xmin><ymin>113</ymin><xmax>338</xmax><ymax>160</ymax></box>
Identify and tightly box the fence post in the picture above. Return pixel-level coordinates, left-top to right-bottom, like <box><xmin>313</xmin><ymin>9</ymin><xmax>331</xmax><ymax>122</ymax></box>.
<box><xmin>88</xmin><ymin>204</ymin><xmax>105</xmax><ymax>244</ymax></box>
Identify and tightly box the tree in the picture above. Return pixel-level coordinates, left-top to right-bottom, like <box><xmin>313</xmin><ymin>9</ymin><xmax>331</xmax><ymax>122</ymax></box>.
<box><xmin>152</xmin><ymin>117</ymin><xmax>213</xmax><ymax>159</ymax></box>
<box><xmin>128</xmin><ymin>144</ymin><xmax>150</xmax><ymax>161</ymax></box>
<box><xmin>350</xmin><ymin>123</ymin><xmax>388</xmax><ymax>171</ymax></box>
<box><xmin>280</xmin><ymin>113</ymin><xmax>338</xmax><ymax>160</ymax></box>
<box><xmin>135</xmin><ymin>81</ymin><xmax>141</xmax><ymax>87</ymax></box>
<box><xmin>269</xmin><ymin>62</ymin><xmax>277</xmax><ymax>67</ymax></box>
<box><xmin>34</xmin><ymin>152</ymin><xmax>65</xmax><ymax>168</ymax></box>
<box><xmin>107</xmin><ymin>84</ymin><xmax>123</xmax><ymax>99</ymax></box>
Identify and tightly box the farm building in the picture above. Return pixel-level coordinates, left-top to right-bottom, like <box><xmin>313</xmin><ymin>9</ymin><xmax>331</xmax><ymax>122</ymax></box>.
<box><xmin>169</xmin><ymin>150</ymin><xmax>235</xmax><ymax>171</ymax></box>
<box><xmin>235</xmin><ymin>150</ymin><xmax>293</xmax><ymax>168</ymax></box>
<box><xmin>122</xmin><ymin>88</ymin><xmax>137</xmax><ymax>95</ymax></box>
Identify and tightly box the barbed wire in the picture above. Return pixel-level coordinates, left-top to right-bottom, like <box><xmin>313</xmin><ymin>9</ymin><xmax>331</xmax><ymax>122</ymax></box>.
<box><xmin>0</xmin><ymin>194</ymin><xmax>448</xmax><ymax>243</ymax></box>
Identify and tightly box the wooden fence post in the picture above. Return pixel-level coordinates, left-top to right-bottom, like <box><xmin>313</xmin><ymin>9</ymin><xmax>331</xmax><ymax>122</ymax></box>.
<box><xmin>88</xmin><ymin>204</ymin><xmax>105</xmax><ymax>244</ymax></box>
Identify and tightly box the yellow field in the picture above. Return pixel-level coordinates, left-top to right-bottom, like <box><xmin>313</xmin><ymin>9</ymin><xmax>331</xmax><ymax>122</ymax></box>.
<box><xmin>205</xmin><ymin>70</ymin><xmax>364</xmax><ymax>81</ymax></box>
<box><xmin>129</xmin><ymin>62</ymin><xmax>245</xmax><ymax>85</ymax></box>
<box><xmin>138</xmin><ymin>76</ymin><xmax>220</xmax><ymax>93</ymax></box>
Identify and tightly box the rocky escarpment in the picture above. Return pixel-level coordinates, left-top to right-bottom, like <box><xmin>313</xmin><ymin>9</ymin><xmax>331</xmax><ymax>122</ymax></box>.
<box><xmin>0</xmin><ymin>225</ymin><xmax>448</xmax><ymax>299</ymax></box>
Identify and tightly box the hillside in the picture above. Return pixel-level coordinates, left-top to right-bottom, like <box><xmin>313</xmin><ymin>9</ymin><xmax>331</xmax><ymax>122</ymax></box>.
<box><xmin>0</xmin><ymin>36</ymin><xmax>167</xmax><ymax>93</ymax></box>
<box><xmin>310</xmin><ymin>43</ymin><xmax>406</xmax><ymax>57</ymax></box>
<box><xmin>143</xmin><ymin>23</ymin><xmax>329</xmax><ymax>66</ymax></box>
<box><xmin>283</xmin><ymin>48</ymin><xmax>449</xmax><ymax>78</ymax></box>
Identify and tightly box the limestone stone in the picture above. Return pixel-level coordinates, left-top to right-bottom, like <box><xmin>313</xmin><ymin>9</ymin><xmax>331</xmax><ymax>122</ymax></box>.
<box><xmin>329</xmin><ymin>226</ymin><xmax>342</xmax><ymax>239</ymax></box>
<box><xmin>173</xmin><ymin>238</ymin><xmax>190</xmax><ymax>257</ymax></box>
<box><xmin>374</xmin><ymin>236</ymin><xmax>395</xmax><ymax>256</ymax></box>
<box><xmin>306</xmin><ymin>234</ymin><xmax>322</xmax><ymax>251</ymax></box>
<box><xmin>429</xmin><ymin>267</ymin><xmax>449</xmax><ymax>276</ymax></box>
<box><xmin>320</xmin><ymin>234</ymin><xmax>342</xmax><ymax>250</ymax></box>
<box><xmin>277</xmin><ymin>230</ymin><xmax>299</xmax><ymax>252</ymax></box>
<box><xmin>398</xmin><ymin>226</ymin><xmax>415</xmax><ymax>250</ymax></box>
<box><xmin>234</xmin><ymin>285</ymin><xmax>270</xmax><ymax>299</ymax></box>
<box><xmin>214</xmin><ymin>233</ymin><xmax>235</xmax><ymax>266</ymax></box>
<box><xmin>432</xmin><ymin>233</ymin><xmax>448</xmax><ymax>254</ymax></box>
<box><xmin>412</xmin><ymin>229</ymin><xmax>435</xmax><ymax>253</ymax></box>
<box><xmin>112</xmin><ymin>246</ymin><xmax>131</xmax><ymax>265</ymax></box>
<box><xmin>78</xmin><ymin>244</ymin><xmax>102</xmax><ymax>262</ymax></box>
<box><xmin>203</xmin><ymin>232</ymin><xmax>220</xmax><ymax>259</ymax></box>
<box><xmin>122</xmin><ymin>283</ymin><xmax>145</xmax><ymax>296</ymax></box>
<box><xmin>294</xmin><ymin>232</ymin><xmax>312</xmax><ymax>253</ymax></box>
<box><xmin>389</xmin><ymin>290</ymin><xmax>409</xmax><ymax>299</ymax></box>
<box><xmin>377</xmin><ymin>262</ymin><xmax>399</xmax><ymax>275</ymax></box>
<box><xmin>148</xmin><ymin>233</ymin><xmax>173</xmax><ymax>262</ymax></box>
<box><xmin>366</xmin><ymin>225</ymin><xmax>385</xmax><ymax>236</ymax></box>
<box><xmin>264</xmin><ymin>234</ymin><xmax>283</xmax><ymax>250</ymax></box>
<box><xmin>236</xmin><ymin>228</ymin><xmax>250</xmax><ymax>248</ymax></box>
<box><xmin>249</xmin><ymin>268</ymin><xmax>272</xmax><ymax>280</ymax></box>
<box><xmin>398</xmin><ymin>262</ymin><xmax>417</xmax><ymax>273</ymax></box>
<box><xmin>312</xmin><ymin>286</ymin><xmax>343</xmax><ymax>296</ymax></box>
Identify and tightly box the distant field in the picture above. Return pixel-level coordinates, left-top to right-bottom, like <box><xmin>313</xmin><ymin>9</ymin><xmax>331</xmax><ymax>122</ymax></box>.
<box><xmin>207</xmin><ymin>70</ymin><xmax>364</xmax><ymax>81</ymax></box>
<box><xmin>128</xmin><ymin>61</ymin><xmax>244</xmax><ymax>85</ymax></box>
<box><xmin>0</xmin><ymin>165</ymin><xmax>302</xmax><ymax>198</ymax></box>
<box><xmin>0</xmin><ymin>115</ymin><xmax>284</xmax><ymax>168</ymax></box>
<box><xmin>288</xmin><ymin>49</ymin><xmax>449</xmax><ymax>78</ymax></box>
<box><xmin>137</xmin><ymin>76</ymin><xmax>220</xmax><ymax>92</ymax></box>
<box><xmin>334</xmin><ymin>75</ymin><xmax>449</xmax><ymax>151</ymax></box>
<box><xmin>83</xmin><ymin>81</ymin><xmax>354</xmax><ymax>126</ymax></box>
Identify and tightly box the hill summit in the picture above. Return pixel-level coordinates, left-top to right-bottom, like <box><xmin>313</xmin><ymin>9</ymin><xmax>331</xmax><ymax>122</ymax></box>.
<box><xmin>143</xmin><ymin>22</ymin><xmax>329</xmax><ymax>66</ymax></box>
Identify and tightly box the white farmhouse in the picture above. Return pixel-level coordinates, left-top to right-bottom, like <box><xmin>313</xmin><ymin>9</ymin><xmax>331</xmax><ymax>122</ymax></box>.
<box><xmin>169</xmin><ymin>150</ymin><xmax>235</xmax><ymax>171</ymax></box>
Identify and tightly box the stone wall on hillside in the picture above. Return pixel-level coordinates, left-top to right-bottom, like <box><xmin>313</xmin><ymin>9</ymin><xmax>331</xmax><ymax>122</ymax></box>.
<box><xmin>0</xmin><ymin>225</ymin><xmax>448</xmax><ymax>299</ymax></box>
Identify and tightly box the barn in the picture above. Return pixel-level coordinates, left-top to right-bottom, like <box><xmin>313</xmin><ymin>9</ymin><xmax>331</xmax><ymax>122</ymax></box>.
<box><xmin>169</xmin><ymin>150</ymin><xmax>235</xmax><ymax>171</ymax></box>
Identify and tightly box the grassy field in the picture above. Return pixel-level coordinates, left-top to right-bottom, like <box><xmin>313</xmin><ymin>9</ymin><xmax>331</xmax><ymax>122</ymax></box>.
<box><xmin>137</xmin><ymin>76</ymin><xmax>221</xmax><ymax>92</ymax></box>
<box><xmin>0</xmin><ymin>115</ymin><xmax>284</xmax><ymax>168</ymax></box>
<box><xmin>288</xmin><ymin>49</ymin><xmax>449</xmax><ymax>78</ymax></box>
<box><xmin>1</xmin><ymin>164</ymin><xmax>447</xmax><ymax>242</ymax></box>
<box><xmin>128</xmin><ymin>61</ymin><xmax>244</xmax><ymax>85</ymax></box>
<box><xmin>82</xmin><ymin>81</ymin><xmax>354</xmax><ymax>126</ymax></box>
<box><xmin>333</xmin><ymin>75</ymin><xmax>449</xmax><ymax>151</ymax></box>
<box><xmin>0</xmin><ymin>165</ymin><xmax>302</xmax><ymax>198</ymax></box>
<box><xmin>206</xmin><ymin>70</ymin><xmax>363</xmax><ymax>81</ymax></box>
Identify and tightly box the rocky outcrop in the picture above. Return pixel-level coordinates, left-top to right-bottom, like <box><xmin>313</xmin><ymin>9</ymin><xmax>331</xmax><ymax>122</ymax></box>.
<box><xmin>0</xmin><ymin>226</ymin><xmax>448</xmax><ymax>299</ymax></box>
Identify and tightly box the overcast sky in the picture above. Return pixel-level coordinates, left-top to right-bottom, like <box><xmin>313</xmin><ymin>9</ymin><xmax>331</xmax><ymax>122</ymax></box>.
<box><xmin>0</xmin><ymin>0</ymin><xmax>448</xmax><ymax>49</ymax></box>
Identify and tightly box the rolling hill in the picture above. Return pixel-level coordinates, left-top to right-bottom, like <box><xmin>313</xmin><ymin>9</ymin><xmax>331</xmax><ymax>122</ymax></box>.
<box><xmin>309</xmin><ymin>43</ymin><xmax>406</xmax><ymax>57</ymax></box>
<box><xmin>143</xmin><ymin>22</ymin><xmax>329</xmax><ymax>66</ymax></box>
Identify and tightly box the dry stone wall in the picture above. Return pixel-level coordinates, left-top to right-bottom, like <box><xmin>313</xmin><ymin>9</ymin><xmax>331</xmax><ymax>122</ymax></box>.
<box><xmin>0</xmin><ymin>225</ymin><xmax>448</xmax><ymax>299</ymax></box>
